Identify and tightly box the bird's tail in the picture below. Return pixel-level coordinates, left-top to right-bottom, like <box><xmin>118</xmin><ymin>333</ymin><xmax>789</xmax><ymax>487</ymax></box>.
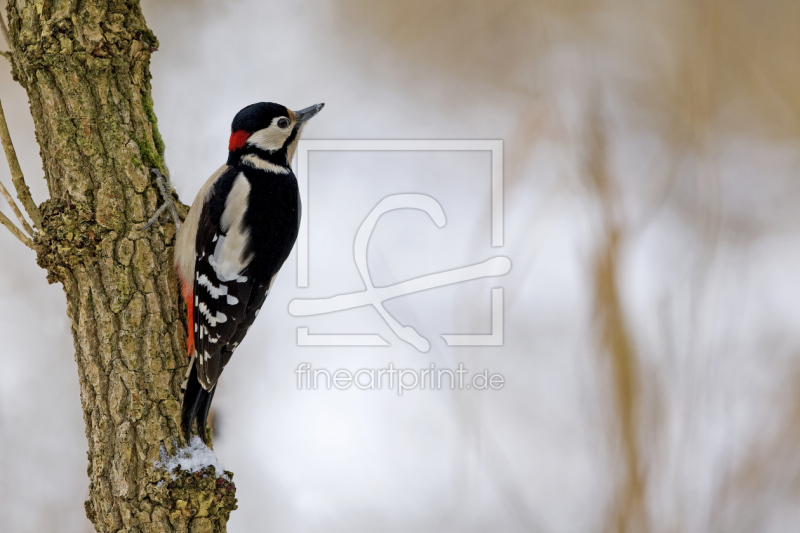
<box><xmin>181</xmin><ymin>356</ymin><xmax>216</xmax><ymax>444</ymax></box>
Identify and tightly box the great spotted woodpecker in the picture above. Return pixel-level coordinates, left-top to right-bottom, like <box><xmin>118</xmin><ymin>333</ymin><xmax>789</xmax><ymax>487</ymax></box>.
<box><xmin>168</xmin><ymin>101</ymin><xmax>324</xmax><ymax>442</ymax></box>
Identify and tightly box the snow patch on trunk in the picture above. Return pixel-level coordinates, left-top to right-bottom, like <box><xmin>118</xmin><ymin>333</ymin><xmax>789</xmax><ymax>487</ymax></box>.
<box><xmin>156</xmin><ymin>436</ymin><xmax>230</xmax><ymax>480</ymax></box>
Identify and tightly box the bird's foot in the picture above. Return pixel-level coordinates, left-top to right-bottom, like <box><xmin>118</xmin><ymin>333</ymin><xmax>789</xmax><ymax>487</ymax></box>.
<box><xmin>140</xmin><ymin>168</ymin><xmax>181</xmax><ymax>231</ymax></box>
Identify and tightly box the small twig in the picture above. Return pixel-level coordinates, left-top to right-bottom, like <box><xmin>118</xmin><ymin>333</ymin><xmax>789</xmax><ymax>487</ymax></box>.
<box><xmin>0</xmin><ymin>12</ymin><xmax>11</xmax><ymax>53</ymax></box>
<box><xmin>0</xmin><ymin>176</ymin><xmax>31</xmax><ymax>235</ymax></box>
<box><xmin>0</xmin><ymin>97</ymin><xmax>42</xmax><ymax>230</ymax></box>
<box><xmin>0</xmin><ymin>209</ymin><xmax>33</xmax><ymax>249</ymax></box>
<box><xmin>0</xmin><ymin>14</ymin><xmax>34</xmax><ymax>236</ymax></box>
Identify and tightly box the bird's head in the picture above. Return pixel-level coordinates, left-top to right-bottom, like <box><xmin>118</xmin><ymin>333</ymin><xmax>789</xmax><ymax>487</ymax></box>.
<box><xmin>227</xmin><ymin>102</ymin><xmax>324</xmax><ymax>172</ymax></box>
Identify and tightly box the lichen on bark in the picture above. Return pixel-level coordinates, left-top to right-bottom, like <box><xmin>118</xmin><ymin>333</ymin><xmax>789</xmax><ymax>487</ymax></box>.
<box><xmin>148</xmin><ymin>467</ymin><xmax>238</xmax><ymax>526</ymax></box>
<box><xmin>5</xmin><ymin>1</ymin><xmax>235</xmax><ymax>531</ymax></box>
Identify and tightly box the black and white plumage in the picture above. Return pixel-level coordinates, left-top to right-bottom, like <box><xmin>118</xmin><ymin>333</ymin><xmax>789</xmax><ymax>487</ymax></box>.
<box><xmin>174</xmin><ymin>102</ymin><xmax>324</xmax><ymax>442</ymax></box>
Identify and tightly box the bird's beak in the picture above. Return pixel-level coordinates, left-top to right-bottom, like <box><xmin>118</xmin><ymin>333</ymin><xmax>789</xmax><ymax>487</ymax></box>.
<box><xmin>293</xmin><ymin>103</ymin><xmax>325</xmax><ymax>124</ymax></box>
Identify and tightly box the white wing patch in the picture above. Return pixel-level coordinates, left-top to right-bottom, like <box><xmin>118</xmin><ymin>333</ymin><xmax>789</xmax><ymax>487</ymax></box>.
<box><xmin>210</xmin><ymin>173</ymin><xmax>254</xmax><ymax>282</ymax></box>
<box><xmin>208</xmin><ymin>252</ymin><xmax>249</xmax><ymax>284</ymax></box>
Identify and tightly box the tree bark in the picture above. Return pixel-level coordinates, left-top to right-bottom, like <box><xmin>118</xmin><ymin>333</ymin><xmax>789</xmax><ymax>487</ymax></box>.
<box><xmin>4</xmin><ymin>2</ymin><xmax>236</xmax><ymax>531</ymax></box>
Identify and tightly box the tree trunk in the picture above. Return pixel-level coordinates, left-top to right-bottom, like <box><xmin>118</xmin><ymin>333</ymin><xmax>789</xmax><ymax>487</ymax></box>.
<box><xmin>5</xmin><ymin>2</ymin><xmax>236</xmax><ymax>531</ymax></box>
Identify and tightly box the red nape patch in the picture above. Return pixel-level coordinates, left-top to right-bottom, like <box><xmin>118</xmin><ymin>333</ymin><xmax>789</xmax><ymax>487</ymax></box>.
<box><xmin>229</xmin><ymin>130</ymin><xmax>251</xmax><ymax>152</ymax></box>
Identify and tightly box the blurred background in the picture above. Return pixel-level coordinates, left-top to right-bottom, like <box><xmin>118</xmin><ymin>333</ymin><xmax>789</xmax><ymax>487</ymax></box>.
<box><xmin>1</xmin><ymin>0</ymin><xmax>800</xmax><ymax>531</ymax></box>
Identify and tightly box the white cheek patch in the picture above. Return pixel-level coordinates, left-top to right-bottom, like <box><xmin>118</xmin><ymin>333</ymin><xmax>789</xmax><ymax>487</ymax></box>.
<box><xmin>247</xmin><ymin>120</ymin><xmax>291</xmax><ymax>152</ymax></box>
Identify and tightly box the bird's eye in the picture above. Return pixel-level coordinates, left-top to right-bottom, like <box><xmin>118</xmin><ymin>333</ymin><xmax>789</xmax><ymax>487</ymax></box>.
<box><xmin>277</xmin><ymin>118</ymin><xmax>289</xmax><ymax>128</ymax></box>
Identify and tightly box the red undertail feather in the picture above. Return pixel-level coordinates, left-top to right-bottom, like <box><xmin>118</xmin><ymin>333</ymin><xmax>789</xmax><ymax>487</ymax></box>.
<box><xmin>185</xmin><ymin>291</ymin><xmax>194</xmax><ymax>357</ymax></box>
<box><xmin>229</xmin><ymin>130</ymin><xmax>251</xmax><ymax>152</ymax></box>
<box><xmin>177</xmin><ymin>270</ymin><xmax>194</xmax><ymax>357</ymax></box>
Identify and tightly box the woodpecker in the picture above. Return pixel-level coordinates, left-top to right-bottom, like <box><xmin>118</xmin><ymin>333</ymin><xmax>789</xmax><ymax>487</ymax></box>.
<box><xmin>168</xmin><ymin>101</ymin><xmax>324</xmax><ymax>442</ymax></box>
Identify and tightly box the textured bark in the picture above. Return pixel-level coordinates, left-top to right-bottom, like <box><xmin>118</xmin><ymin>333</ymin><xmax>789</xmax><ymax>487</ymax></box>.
<box><xmin>5</xmin><ymin>2</ymin><xmax>236</xmax><ymax>531</ymax></box>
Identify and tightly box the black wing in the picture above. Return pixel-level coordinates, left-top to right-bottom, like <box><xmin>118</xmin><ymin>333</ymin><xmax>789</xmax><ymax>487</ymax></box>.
<box><xmin>191</xmin><ymin>174</ymin><xmax>269</xmax><ymax>389</ymax></box>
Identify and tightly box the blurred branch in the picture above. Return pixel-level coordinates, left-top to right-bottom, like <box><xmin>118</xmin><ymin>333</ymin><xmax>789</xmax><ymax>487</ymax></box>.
<box><xmin>0</xmin><ymin>98</ymin><xmax>41</xmax><ymax>231</ymax></box>
<box><xmin>594</xmin><ymin>228</ymin><xmax>647</xmax><ymax>533</ymax></box>
<box><xmin>0</xmin><ymin>209</ymin><xmax>33</xmax><ymax>248</ymax></box>
<box><xmin>585</xmin><ymin>101</ymin><xmax>649</xmax><ymax>533</ymax></box>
